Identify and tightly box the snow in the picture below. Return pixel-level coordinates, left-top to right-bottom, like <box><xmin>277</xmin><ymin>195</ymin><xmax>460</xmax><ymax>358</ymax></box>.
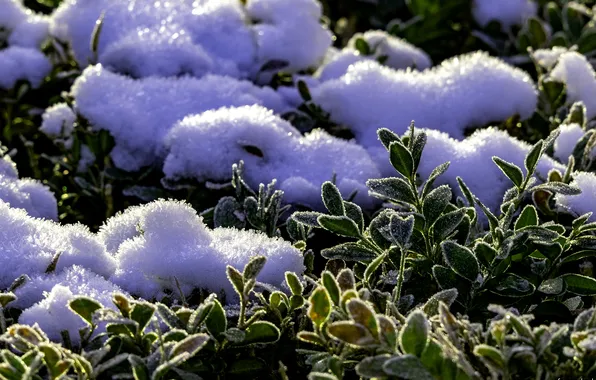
<box><xmin>70</xmin><ymin>65</ymin><xmax>289</xmax><ymax>172</ymax></box>
<box><xmin>50</xmin><ymin>0</ymin><xmax>330</xmax><ymax>79</ymax></box>
<box><xmin>555</xmin><ymin>172</ymin><xmax>596</xmax><ymax>221</ymax></box>
<box><xmin>0</xmin><ymin>201</ymin><xmax>116</xmax><ymax>289</ymax></box>
<box><xmin>316</xmin><ymin>49</ymin><xmax>371</xmax><ymax>82</ymax></box>
<box><xmin>346</xmin><ymin>31</ymin><xmax>431</xmax><ymax>70</ymax></box>
<box><xmin>313</xmin><ymin>51</ymin><xmax>538</xmax><ymax>159</ymax></box>
<box><xmin>0</xmin><ymin>146</ymin><xmax>18</xmax><ymax>178</ymax></box>
<box><xmin>0</xmin><ymin>0</ymin><xmax>49</xmax><ymax>48</ymax></box>
<box><xmin>409</xmin><ymin>127</ymin><xmax>565</xmax><ymax>213</ymax></box>
<box><xmin>163</xmin><ymin>105</ymin><xmax>381</xmax><ymax>209</ymax></box>
<box><xmin>13</xmin><ymin>265</ymin><xmax>123</xmax><ymax>310</ymax></box>
<box><xmin>40</xmin><ymin>103</ymin><xmax>77</xmax><ymax>148</ymax></box>
<box><xmin>245</xmin><ymin>0</ymin><xmax>332</xmax><ymax>73</ymax></box>
<box><xmin>554</xmin><ymin>123</ymin><xmax>596</xmax><ymax>163</ymax></box>
<box><xmin>550</xmin><ymin>52</ymin><xmax>596</xmax><ymax>120</ymax></box>
<box><xmin>532</xmin><ymin>47</ymin><xmax>568</xmax><ymax>70</ymax></box>
<box><xmin>106</xmin><ymin>200</ymin><xmax>304</xmax><ymax>301</ymax></box>
<box><xmin>0</xmin><ymin>46</ymin><xmax>51</xmax><ymax>89</ymax></box>
<box><xmin>472</xmin><ymin>0</ymin><xmax>537</xmax><ymax>29</ymax></box>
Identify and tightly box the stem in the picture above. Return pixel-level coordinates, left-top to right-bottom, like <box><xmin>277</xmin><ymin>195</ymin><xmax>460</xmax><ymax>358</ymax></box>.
<box><xmin>393</xmin><ymin>246</ymin><xmax>407</xmax><ymax>308</ymax></box>
<box><xmin>238</xmin><ymin>297</ymin><xmax>247</xmax><ymax>329</ymax></box>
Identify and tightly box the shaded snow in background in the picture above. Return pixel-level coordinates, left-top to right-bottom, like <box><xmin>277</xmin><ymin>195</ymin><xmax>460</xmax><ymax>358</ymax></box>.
<box><xmin>103</xmin><ymin>200</ymin><xmax>304</xmax><ymax>301</ymax></box>
<box><xmin>0</xmin><ymin>146</ymin><xmax>57</xmax><ymax>219</ymax></box>
<box><xmin>68</xmin><ymin>65</ymin><xmax>289</xmax><ymax>172</ymax></box>
<box><xmin>554</xmin><ymin>123</ymin><xmax>596</xmax><ymax>163</ymax></box>
<box><xmin>50</xmin><ymin>0</ymin><xmax>330</xmax><ymax>79</ymax></box>
<box><xmin>163</xmin><ymin>105</ymin><xmax>380</xmax><ymax>209</ymax></box>
<box><xmin>550</xmin><ymin>52</ymin><xmax>596</xmax><ymax>120</ymax></box>
<box><xmin>0</xmin><ymin>0</ymin><xmax>51</xmax><ymax>89</ymax></box>
<box><xmin>472</xmin><ymin>0</ymin><xmax>537</xmax><ymax>29</ymax></box>
<box><xmin>556</xmin><ymin>172</ymin><xmax>596</xmax><ymax>221</ymax></box>
<box><xmin>40</xmin><ymin>103</ymin><xmax>77</xmax><ymax>148</ymax></box>
<box><xmin>313</xmin><ymin>51</ymin><xmax>538</xmax><ymax>168</ymax></box>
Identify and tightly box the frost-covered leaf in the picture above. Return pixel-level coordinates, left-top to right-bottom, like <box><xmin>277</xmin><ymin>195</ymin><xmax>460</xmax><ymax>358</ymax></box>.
<box><xmin>317</xmin><ymin>215</ymin><xmax>361</xmax><ymax>237</ymax></box>
<box><xmin>347</xmin><ymin>299</ymin><xmax>379</xmax><ymax>338</ymax></box>
<box><xmin>389</xmin><ymin>140</ymin><xmax>414</xmax><ymax>179</ymax></box>
<box><xmin>490</xmin><ymin>274</ymin><xmax>535</xmax><ymax>297</ymax></box>
<box><xmin>356</xmin><ymin>354</ymin><xmax>391</xmax><ymax>378</ymax></box>
<box><xmin>564</xmin><ymin>274</ymin><xmax>596</xmax><ymax>296</ymax></box>
<box><xmin>241</xmin><ymin>321</ymin><xmax>280</xmax><ymax>345</ymax></box>
<box><xmin>423</xmin><ymin>185</ymin><xmax>451</xmax><ymax>226</ymax></box>
<box><xmin>382</xmin><ymin>354</ymin><xmax>434</xmax><ymax>379</ymax></box>
<box><xmin>399</xmin><ymin>310</ymin><xmax>429</xmax><ymax>357</ymax></box>
<box><xmin>321</xmin><ymin>243</ymin><xmax>377</xmax><ymax>261</ymax></box>
<box><xmin>321</xmin><ymin>182</ymin><xmax>345</xmax><ymax>216</ymax></box>
<box><xmin>441</xmin><ymin>241</ymin><xmax>479</xmax><ymax>282</ymax></box>
<box><xmin>327</xmin><ymin>321</ymin><xmax>375</xmax><ymax>347</ymax></box>
<box><xmin>69</xmin><ymin>297</ymin><xmax>102</xmax><ymax>326</ymax></box>
<box><xmin>390</xmin><ymin>215</ymin><xmax>414</xmax><ymax>247</ymax></box>
<box><xmin>433</xmin><ymin>208</ymin><xmax>466</xmax><ymax>241</ymax></box>
<box><xmin>515</xmin><ymin>205</ymin><xmax>539</xmax><ymax>230</ymax></box>
<box><xmin>493</xmin><ymin>157</ymin><xmax>524</xmax><ymax>188</ymax></box>
<box><xmin>367</xmin><ymin>177</ymin><xmax>415</xmax><ymax>204</ymax></box>
<box><xmin>309</xmin><ymin>287</ymin><xmax>331</xmax><ymax>329</ymax></box>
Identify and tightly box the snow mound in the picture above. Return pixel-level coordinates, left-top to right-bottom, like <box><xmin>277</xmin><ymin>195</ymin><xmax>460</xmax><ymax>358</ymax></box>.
<box><xmin>473</xmin><ymin>0</ymin><xmax>537</xmax><ymax>29</ymax></box>
<box><xmin>40</xmin><ymin>103</ymin><xmax>77</xmax><ymax>148</ymax></box>
<box><xmin>532</xmin><ymin>47</ymin><xmax>568</xmax><ymax>70</ymax></box>
<box><xmin>0</xmin><ymin>148</ymin><xmax>57</xmax><ymax>220</ymax></box>
<box><xmin>0</xmin><ymin>201</ymin><xmax>116</xmax><ymax>289</ymax></box>
<box><xmin>554</xmin><ymin>123</ymin><xmax>596</xmax><ymax>163</ymax></box>
<box><xmin>50</xmin><ymin>0</ymin><xmax>330</xmax><ymax>79</ymax></box>
<box><xmin>409</xmin><ymin>127</ymin><xmax>564</xmax><ymax>213</ymax></box>
<box><xmin>0</xmin><ymin>46</ymin><xmax>51</xmax><ymax>89</ymax></box>
<box><xmin>105</xmin><ymin>200</ymin><xmax>304</xmax><ymax>301</ymax></box>
<box><xmin>550</xmin><ymin>52</ymin><xmax>596</xmax><ymax>120</ymax></box>
<box><xmin>70</xmin><ymin>65</ymin><xmax>288</xmax><ymax>172</ymax></box>
<box><xmin>163</xmin><ymin>105</ymin><xmax>381</xmax><ymax>209</ymax></box>
<box><xmin>556</xmin><ymin>172</ymin><xmax>596</xmax><ymax>221</ymax></box>
<box><xmin>313</xmin><ymin>51</ymin><xmax>537</xmax><ymax>154</ymax></box>
<box><xmin>0</xmin><ymin>0</ymin><xmax>50</xmax><ymax>48</ymax></box>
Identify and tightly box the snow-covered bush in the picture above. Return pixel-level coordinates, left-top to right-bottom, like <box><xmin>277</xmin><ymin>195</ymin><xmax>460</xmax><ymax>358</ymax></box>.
<box><xmin>50</xmin><ymin>0</ymin><xmax>331</xmax><ymax>79</ymax></box>
<box><xmin>102</xmin><ymin>200</ymin><xmax>304</xmax><ymax>301</ymax></box>
<box><xmin>0</xmin><ymin>144</ymin><xmax>57</xmax><ymax>219</ymax></box>
<box><xmin>66</xmin><ymin>65</ymin><xmax>289</xmax><ymax>171</ymax></box>
<box><xmin>556</xmin><ymin>171</ymin><xmax>596</xmax><ymax>221</ymax></box>
<box><xmin>554</xmin><ymin>123</ymin><xmax>596</xmax><ymax>163</ymax></box>
<box><xmin>163</xmin><ymin>105</ymin><xmax>380</xmax><ymax>209</ymax></box>
<box><xmin>0</xmin><ymin>0</ymin><xmax>51</xmax><ymax>89</ymax></box>
<box><xmin>549</xmin><ymin>51</ymin><xmax>596</xmax><ymax>120</ymax></box>
<box><xmin>313</xmin><ymin>51</ymin><xmax>537</xmax><ymax>171</ymax></box>
<box><xmin>472</xmin><ymin>0</ymin><xmax>537</xmax><ymax>29</ymax></box>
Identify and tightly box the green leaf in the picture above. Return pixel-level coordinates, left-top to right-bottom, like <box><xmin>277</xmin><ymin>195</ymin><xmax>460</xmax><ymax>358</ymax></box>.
<box><xmin>423</xmin><ymin>185</ymin><xmax>452</xmax><ymax>226</ymax></box>
<box><xmin>525</xmin><ymin>140</ymin><xmax>544</xmax><ymax>176</ymax></box>
<box><xmin>538</xmin><ymin>278</ymin><xmax>565</xmax><ymax>295</ymax></box>
<box><xmin>321</xmin><ymin>242</ymin><xmax>377</xmax><ymax>261</ymax></box>
<box><xmin>130</xmin><ymin>302</ymin><xmax>156</xmax><ymax>333</ymax></box>
<box><xmin>441</xmin><ymin>241</ymin><xmax>479</xmax><ymax>282</ymax></box>
<box><xmin>364</xmin><ymin>253</ymin><xmax>386</xmax><ymax>286</ymax></box>
<box><xmin>327</xmin><ymin>321</ymin><xmax>376</xmax><ymax>347</ymax></box>
<box><xmin>433</xmin><ymin>208</ymin><xmax>466</xmax><ymax>241</ymax></box>
<box><xmin>214</xmin><ymin>196</ymin><xmax>244</xmax><ymax>229</ymax></box>
<box><xmin>515</xmin><ymin>205</ymin><xmax>539</xmax><ymax>230</ymax></box>
<box><xmin>242</xmin><ymin>321</ymin><xmax>280</xmax><ymax>345</ymax></box>
<box><xmin>354</xmin><ymin>37</ymin><xmax>371</xmax><ymax>55</ymax></box>
<box><xmin>578</xmin><ymin>27</ymin><xmax>596</xmax><ymax>54</ymax></box>
<box><xmin>317</xmin><ymin>215</ymin><xmax>361</xmax><ymax>238</ymax></box>
<box><xmin>377</xmin><ymin>315</ymin><xmax>398</xmax><ymax>351</ymax></box>
<box><xmin>205</xmin><ymin>300</ymin><xmax>227</xmax><ymax>339</ymax></box>
<box><xmin>69</xmin><ymin>297</ymin><xmax>102</xmax><ymax>326</ymax></box>
<box><xmin>285</xmin><ymin>272</ymin><xmax>303</xmax><ymax>296</ymax></box>
<box><xmin>411</xmin><ymin>131</ymin><xmax>427</xmax><ymax>172</ymax></box>
<box><xmin>297</xmin><ymin>331</ymin><xmax>326</xmax><ymax>346</ymax></box>
<box><xmin>243</xmin><ymin>255</ymin><xmax>267</xmax><ymax>281</ymax></box>
<box><xmin>227</xmin><ymin>358</ymin><xmax>266</xmax><ymax>375</ymax></box>
<box><xmin>532</xmin><ymin>182</ymin><xmax>582</xmax><ymax>195</ymax></box>
<box><xmin>473</xmin><ymin>345</ymin><xmax>506</xmax><ymax>371</ymax></box>
<box><xmin>383</xmin><ymin>354</ymin><xmax>435</xmax><ymax>379</ymax></box>
<box><xmin>367</xmin><ymin>177</ymin><xmax>416</xmax><ymax>204</ymax></box>
<box><xmin>527</xmin><ymin>17</ymin><xmax>547</xmax><ymax>47</ymax></box>
<box><xmin>337</xmin><ymin>269</ymin><xmax>356</xmax><ymax>292</ymax></box>
<box><xmin>227</xmin><ymin>266</ymin><xmax>244</xmax><ymax>297</ymax></box>
<box><xmin>564</xmin><ymin>274</ymin><xmax>596</xmax><ymax>296</ymax></box>
<box><xmin>309</xmin><ymin>287</ymin><xmax>331</xmax><ymax>328</ymax></box>
<box><xmin>489</xmin><ymin>274</ymin><xmax>535</xmax><ymax>297</ymax></box>
<box><xmin>321</xmin><ymin>181</ymin><xmax>345</xmax><ymax>216</ymax></box>
<box><xmin>562</xmin><ymin>250</ymin><xmax>596</xmax><ymax>264</ymax></box>
<box><xmin>356</xmin><ymin>354</ymin><xmax>391</xmax><ymax>378</ymax></box>
<box><xmin>344</xmin><ymin>202</ymin><xmax>365</xmax><ymax>232</ymax></box>
<box><xmin>292</xmin><ymin>211</ymin><xmax>323</xmax><ymax>227</ymax></box>
<box><xmin>90</xmin><ymin>11</ymin><xmax>105</xmax><ymax>62</ymax></box>
<box><xmin>346</xmin><ymin>299</ymin><xmax>379</xmax><ymax>338</ymax></box>
<box><xmin>0</xmin><ymin>292</ymin><xmax>16</xmax><ymax>308</ymax></box>
<box><xmin>422</xmin><ymin>162</ymin><xmax>450</xmax><ymax>198</ymax></box>
<box><xmin>423</xmin><ymin>289</ymin><xmax>458</xmax><ymax>316</ymax></box>
<box><xmin>322</xmin><ymin>271</ymin><xmax>340</xmax><ymax>306</ymax></box>
<box><xmin>297</xmin><ymin>80</ymin><xmax>312</xmax><ymax>101</ymax></box>
<box><xmin>389</xmin><ymin>140</ymin><xmax>414</xmax><ymax>179</ymax></box>
<box><xmin>400</xmin><ymin>310</ymin><xmax>429</xmax><ymax>357</ymax></box>
<box><xmin>492</xmin><ymin>157</ymin><xmax>524</xmax><ymax>188</ymax></box>
<box><xmin>378</xmin><ymin>128</ymin><xmax>401</xmax><ymax>150</ymax></box>
<box><xmin>390</xmin><ymin>215</ymin><xmax>414</xmax><ymax>247</ymax></box>
<box><xmin>432</xmin><ymin>265</ymin><xmax>459</xmax><ymax>290</ymax></box>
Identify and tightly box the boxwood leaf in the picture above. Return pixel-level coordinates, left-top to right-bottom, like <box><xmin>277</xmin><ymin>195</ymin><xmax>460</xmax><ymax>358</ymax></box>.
<box><xmin>69</xmin><ymin>297</ymin><xmax>102</xmax><ymax>326</ymax></box>
<box><xmin>564</xmin><ymin>274</ymin><xmax>596</xmax><ymax>295</ymax></box>
<box><xmin>322</xmin><ymin>271</ymin><xmax>340</xmax><ymax>306</ymax></box>
<box><xmin>383</xmin><ymin>354</ymin><xmax>435</xmax><ymax>379</ymax></box>
<box><xmin>399</xmin><ymin>310</ymin><xmax>429</xmax><ymax>357</ymax></box>
<box><xmin>433</xmin><ymin>208</ymin><xmax>466</xmax><ymax>241</ymax></box>
<box><xmin>367</xmin><ymin>177</ymin><xmax>416</xmax><ymax>204</ymax></box>
<box><xmin>356</xmin><ymin>354</ymin><xmax>392</xmax><ymax>378</ymax></box>
<box><xmin>322</xmin><ymin>181</ymin><xmax>345</xmax><ymax>216</ymax></box>
<box><xmin>389</xmin><ymin>140</ymin><xmax>414</xmax><ymax>179</ymax></box>
<box><xmin>378</xmin><ymin>128</ymin><xmax>401</xmax><ymax>150</ymax></box>
<box><xmin>492</xmin><ymin>157</ymin><xmax>524</xmax><ymax>188</ymax></box>
<box><xmin>318</xmin><ymin>215</ymin><xmax>361</xmax><ymax>237</ymax></box>
<box><xmin>423</xmin><ymin>185</ymin><xmax>452</xmax><ymax>226</ymax></box>
<box><xmin>538</xmin><ymin>278</ymin><xmax>565</xmax><ymax>295</ymax></box>
<box><xmin>441</xmin><ymin>241</ymin><xmax>479</xmax><ymax>282</ymax></box>
<box><xmin>515</xmin><ymin>205</ymin><xmax>539</xmax><ymax>230</ymax></box>
<box><xmin>489</xmin><ymin>274</ymin><xmax>535</xmax><ymax>297</ymax></box>
<box><xmin>327</xmin><ymin>321</ymin><xmax>375</xmax><ymax>347</ymax></box>
<box><xmin>205</xmin><ymin>300</ymin><xmax>227</xmax><ymax>339</ymax></box>
<box><xmin>347</xmin><ymin>299</ymin><xmax>379</xmax><ymax>338</ymax></box>
<box><xmin>130</xmin><ymin>302</ymin><xmax>156</xmax><ymax>333</ymax></box>
<box><xmin>242</xmin><ymin>321</ymin><xmax>280</xmax><ymax>345</ymax></box>
<box><xmin>321</xmin><ymin>242</ymin><xmax>377</xmax><ymax>261</ymax></box>
<box><xmin>309</xmin><ymin>287</ymin><xmax>331</xmax><ymax>328</ymax></box>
